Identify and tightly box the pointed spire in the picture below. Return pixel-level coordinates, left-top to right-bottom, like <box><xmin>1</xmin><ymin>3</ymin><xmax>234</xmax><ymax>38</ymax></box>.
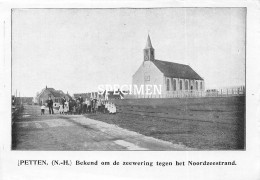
<box><xmin>145</xmin><ymin>34</ymin><xmax>153</xmax><ymax>49</ymax></box>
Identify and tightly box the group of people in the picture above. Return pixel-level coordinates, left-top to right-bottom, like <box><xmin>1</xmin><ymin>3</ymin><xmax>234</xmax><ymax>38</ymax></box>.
<box><xmin>71</xmin><ymin>96</ymin><xmax>117</xmax><ymax>115</ymax></box>
<box><xmin>40</xmin><ymin>96</ymin><xmax>117</xmax><ymax>115</ymax></box>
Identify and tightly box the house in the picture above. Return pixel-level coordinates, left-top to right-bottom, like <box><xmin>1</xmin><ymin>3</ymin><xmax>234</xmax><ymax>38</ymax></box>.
<box><xmin>132</xmin><ymin>35</ymin><xmax>205</xmax><ymax>97</ymax></box>
<box><xmin>36</xmin><ymin>86</ymin><xmax>71</xmax><ymax>105</ymax></box>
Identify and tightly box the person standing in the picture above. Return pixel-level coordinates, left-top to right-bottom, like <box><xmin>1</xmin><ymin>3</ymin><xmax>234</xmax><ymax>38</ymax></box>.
<box><xmin>47</xmin><ymin>97</ymin><xmax>54</xmax><ymax>114</ymax></box>
<box><xmin>79</xmin><ymin>95</ymin><xmax>83</xmax><ymax>114</ymax></box>
<box><xmin>58</xmin><ymin>104</ymin><xmax>64</xmax><ymax>114</ymax></box>
<box><xmin>64</xmin><ymin>99</ymin><xmax>69</xmax><ymax>115</ymax></box>
<box><xmin>61</xmin><ymin>96</ymin><xmax>66</xmax><ymax>109</ymax></box>
<box><xmin>85</xmin><ymin>98</ymin><xmax>89</xmax><ymax>113</ymax></box>
<box><xmin>97</xmin><ymin>99</ymin><xmax>101</xmax><ymax>113</ymax></box>
<box><xmin>104</xmin><ymin>101</ymin><xmax>108</xmax><ymax>113</ymax></box>
<box><xmin>40</xmin><ymin>104</ymin><xmax>45</xmax><ymax>115</ymax></box>
<box><xmin>69</xmin><ymin>99</ymin><xmax>73</xmax><ymax>114</ymax></box>
<box><xmin>83</xmin><ymin>99</ymin><xmax>87</xmax><ymax>114</ymax></box>
<box><xmin>101</xmin><ymin>100</ymin><xmax>105</xmax><ymax>113</ymax></box>
<box><xmin>90</xmin><ymin>98</ymin><xmax>94</xmax><ymax>113</ymax></box>
<box><xmin>76</xmin><ymin>98</ymin><xmax>80</xmax><ymax>114</ymax></box>
<box><xmin>87</xmin><ymin>98</ymin><xmax>91</xmax><ymax>113</ymax></box>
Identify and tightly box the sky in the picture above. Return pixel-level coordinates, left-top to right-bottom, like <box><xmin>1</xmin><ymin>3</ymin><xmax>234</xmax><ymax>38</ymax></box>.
<box><xmin>12</xmin><ymin>8</ymin><xmax>246</xmax><ymax>97</ymax></box>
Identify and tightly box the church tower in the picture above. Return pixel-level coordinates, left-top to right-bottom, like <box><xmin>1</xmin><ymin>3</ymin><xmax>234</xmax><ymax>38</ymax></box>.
<box><xmin>143</xmin><ymin>35</ymin><xmax>155</xmax><ymax>61</ymax></box>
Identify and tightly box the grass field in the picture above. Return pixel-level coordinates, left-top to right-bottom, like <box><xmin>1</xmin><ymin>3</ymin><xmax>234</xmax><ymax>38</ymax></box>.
<box><xmin>85</xmin><ymin>96</ymin><xmax>245</xmax><ymax>150</ymax></box>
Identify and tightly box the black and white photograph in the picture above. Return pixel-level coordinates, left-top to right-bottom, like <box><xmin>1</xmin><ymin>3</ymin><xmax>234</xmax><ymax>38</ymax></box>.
<box><xmin>2</xmin><ymin>1</ymin><xmax>260</xmax><ymax>180</ymax></box>
<box><xmin>11</xmin><ymin>8</ymin><xmax>246</xmax><ymax>151</ymax></box>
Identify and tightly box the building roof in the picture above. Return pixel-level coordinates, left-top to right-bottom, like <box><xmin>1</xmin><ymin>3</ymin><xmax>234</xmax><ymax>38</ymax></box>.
<box><xmin>46</xmin><ymin>88</ymin><xmax>55</xmax><ymax>91</ymax></box>
<box><xmin>152</xmin><ymin>59</ymin><xmax>203</xmax><ymax>80</ymax></box>
<box><xmin>145</xmin><ymin>34</ymin><xmax>153</xmax><ymax>49</ymax></box>
<box><xmin>48</xmin><ymin>89</ymin><xmax>64</xmax><ymax>98</ymax></box>
<box><xmin>38</xmin><ymin>87</ymin><xmax>70</xmax><ymax>99</ymax></box>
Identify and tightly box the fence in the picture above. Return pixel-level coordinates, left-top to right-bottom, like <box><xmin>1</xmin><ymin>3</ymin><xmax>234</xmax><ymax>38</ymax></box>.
<box><xmin>124</xmin><ymin>86</ymin><xmax>245</xmax><ymax>99</ymax></box>
<box><xmin>12</xmin><ymin>104</ymin><xmax>24</xmax><ymax>125</ymax></box>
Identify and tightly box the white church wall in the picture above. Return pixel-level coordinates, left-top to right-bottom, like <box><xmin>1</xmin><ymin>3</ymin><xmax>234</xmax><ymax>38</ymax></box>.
<box><xmin>201</xmin><ymin>80</ymin><xmax>205</xmax><ymax>91</ymax></box>
<box><xmin>132</xmin><ymin>61</ymin><xmax>164</xmax><ymax>97</ymax></box>
<box><xmin>194</xmin><ymin>80</ymin><xmax>205</xmax><ymax>91</ymax></box>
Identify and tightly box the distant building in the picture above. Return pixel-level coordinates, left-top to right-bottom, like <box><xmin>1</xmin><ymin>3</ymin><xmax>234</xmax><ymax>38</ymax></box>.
<box><xmin>36</xmin><ymin>86</ymin><xmax>71</xmax><ymax>105</ymax></box>
<box><xmin>17</xmin><ymin>97</ymin><xmax>33</xmax><ymax>104</ymax></box>
<box><xmin>74</xmin><ymin>91</ymin><xmax>123</xmax><ymax>100</ymax></box>
<box><xmin>132</xmin><ymin>35</ymin><xmax>205</xmax><ymax>97</ymax></box>
<box><xmin>12</xmin><ymin>96</ymin><xmax>33</xmax><ymax>105</ymax></box>
<box><xmin>74</xmin><ymin>92</ymin><xmax>101</xmax><ymax>100</ymax></box>
<box><xmin>104</xmin><ymin>90</ymin><xmax>123</xmax><ymax>100</ymax></box>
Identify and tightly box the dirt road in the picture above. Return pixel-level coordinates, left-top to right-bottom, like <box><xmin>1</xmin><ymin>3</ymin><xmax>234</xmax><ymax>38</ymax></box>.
<box><xmin>12</xmin><ymin>105</ymin><xmax>193</xmax><ymax>151</ymax></box>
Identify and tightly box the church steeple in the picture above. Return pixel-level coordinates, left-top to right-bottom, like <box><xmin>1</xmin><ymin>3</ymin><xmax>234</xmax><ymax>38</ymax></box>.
<box><xmin>145</xmin><ymin>34</ymin><xmax>153</xmax><ymax>49</ymax></box>
<box><xmin>144</xmin><ymin>34</ymin><xmax>155</xmax><ymax>61</ymax></box>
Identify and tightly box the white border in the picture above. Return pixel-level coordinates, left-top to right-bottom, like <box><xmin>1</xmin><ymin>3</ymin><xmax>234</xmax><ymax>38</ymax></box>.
<box><xmin>1</xmin><ymin>1</ymin><xmax>260</xmax><ymax>180</ymax></box>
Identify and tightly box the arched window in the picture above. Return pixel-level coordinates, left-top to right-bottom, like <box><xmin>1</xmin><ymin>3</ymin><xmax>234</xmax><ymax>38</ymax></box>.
<box><xmin>185</xmin><ymin>80</ymin><xmax>188</xmax><ymax>90</ymax></box>
<box><xmin>196</xmin><ymin>81</ymin><xmax>198</xmax><ymax>90</ymax></box>
<box><xmin>173</xmin><ymin>79</ymin><xmax>176</xmax><ymax>91</ymax></box>
<box><xmin>180</xmin><ymin>80</ymin><xmax>182</xmax><ymax>90</ymax></box>
<box><xmin>200</xmin><ymin>82</ymin><xmax>203</xmax><ymax>90</ymax></box>
<box><xmin>166</xmin><ymin>79</ymin><xmax>170</xmax><ymax>91</ymax></box>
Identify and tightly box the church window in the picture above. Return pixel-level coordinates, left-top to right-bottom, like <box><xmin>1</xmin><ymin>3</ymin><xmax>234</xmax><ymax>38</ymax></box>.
<box><xmin>166</xmin><ymin>79</ymin><xmax>170</xmax><ymax>91</ymax></box>
<box><xmin>185</xmin><ymin>80</ymin><xmax>188</xmax><ymax>90</ymax></box>
<box><xmin>196</xmin><ymin>81</ymin><xmax>198</xmax><ymax>90</ymax></box>
<box><xmin>200</xmin><ymin>82</ymin><xmax>203</xmax><ymax>90</ymax></box>
<box><xmin>180</xmin><ymin>80</ymin><xmax>182</xmax><ymax>90</ymax></box>
<box><xmin>173</xmin><ymin>79</ymin><xmax>176</xmax><ymax>91</ymax></box>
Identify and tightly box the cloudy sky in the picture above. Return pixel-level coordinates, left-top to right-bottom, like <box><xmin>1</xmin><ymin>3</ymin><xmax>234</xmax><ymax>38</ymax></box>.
<box><xmin>12</xmin><ymin>8</ymin><xmax>245</xmax><ymax>97</ymax></box>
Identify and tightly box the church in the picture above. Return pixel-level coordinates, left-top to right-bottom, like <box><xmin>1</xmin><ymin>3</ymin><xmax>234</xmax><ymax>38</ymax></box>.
<box><xmin>132</xmin><ymin>35</ymin><xmax>205</xmax><ymax>97</ymax></box>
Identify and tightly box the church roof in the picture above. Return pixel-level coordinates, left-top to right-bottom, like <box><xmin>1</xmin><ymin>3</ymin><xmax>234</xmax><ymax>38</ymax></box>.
<box><xmin>145</xmin><ymin>35</ymin><xmax>153</xmax><ymax>49</ymax></box>
<box><xmin>152</xmin><ymin>60</ymin><xmax>203</xmax><ymax>80</ymax></box>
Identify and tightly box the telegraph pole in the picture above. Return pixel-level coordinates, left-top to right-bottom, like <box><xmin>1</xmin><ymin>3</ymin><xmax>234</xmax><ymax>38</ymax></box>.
<box><xmin>19</xmin><ymin>91</ymin><xmax>20</xmax><ymax>105</ymax></box>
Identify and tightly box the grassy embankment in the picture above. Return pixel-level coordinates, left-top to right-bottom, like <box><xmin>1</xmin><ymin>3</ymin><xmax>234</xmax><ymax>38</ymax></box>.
<box><xmin>85</xmin><ymin>96</ymin><xmax>245</xmax><ymax>150</ymax></box>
